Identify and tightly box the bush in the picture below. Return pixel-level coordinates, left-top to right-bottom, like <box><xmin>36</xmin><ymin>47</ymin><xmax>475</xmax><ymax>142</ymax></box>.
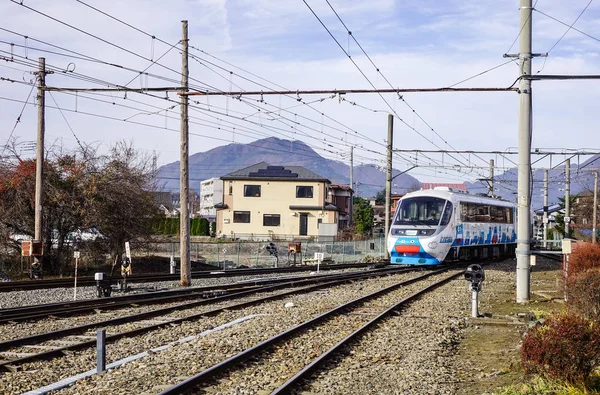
<box><xmin>568</xmin><ymin>242</ymin><xmax>600</xmax><ymax>277</ymax></box>
<box><xmin>567</xmin><ymin>268</ymin><xmax>600</xmax><ymax>323</ymax></box>
<box><xmin>521</xmin><ymin>312</ymin><xmax>600</xmax><ymax>383</ymax></box>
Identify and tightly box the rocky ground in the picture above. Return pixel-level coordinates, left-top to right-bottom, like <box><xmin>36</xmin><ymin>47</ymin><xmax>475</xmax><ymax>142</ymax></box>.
<box><xmin>0</xmin><ymin>269</ymin><xmax>357</xmax><ymax>310</ymax></box>
<box><xmin>0</xmin><ymin>258</ymin><xmax>564</xmax><ymax>394</ymax></box>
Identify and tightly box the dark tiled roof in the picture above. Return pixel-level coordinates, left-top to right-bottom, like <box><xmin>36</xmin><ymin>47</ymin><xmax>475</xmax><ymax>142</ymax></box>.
<box><xmin>221</xmin><ymin>162</ymin><xmax>330</xmax><ymax>182</ymax></box>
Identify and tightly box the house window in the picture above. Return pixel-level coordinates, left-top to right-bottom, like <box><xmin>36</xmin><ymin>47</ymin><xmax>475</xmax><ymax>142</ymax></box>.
<box><xmin>263</xmin><ymin>214</ymin><xmax>280</xmax><ymax>226</ymax></box>
<box><xmin>296</xmin><ymin>186</ymin><xmax>313</xmax><ymax>198</ymax></box>
<box><xmin>228</xmin><ymin>181</ymin><xmax>233</xmax><ymax>195</ymax></box>
<box><xmin>244</xmin><ymin>185</ymin><xmax>261</xmax><ymax>197</ymax></box>
<box><xmin>233</xmin><ymin>211</ymin><xmax>251</xmax><ymax>223</ymax></box>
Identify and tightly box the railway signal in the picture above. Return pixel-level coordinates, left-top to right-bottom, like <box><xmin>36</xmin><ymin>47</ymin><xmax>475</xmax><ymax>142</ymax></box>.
<box><xmin>464</xmin><ymin>264</ymin><xmax>485</xmax><ymax>318</ymax></box>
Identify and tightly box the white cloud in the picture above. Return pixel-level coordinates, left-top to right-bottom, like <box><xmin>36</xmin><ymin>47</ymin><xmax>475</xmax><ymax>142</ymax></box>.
<box><xmin>1</xmin><ymin>0</ymin><xmax>600</xmax><ymax>184</ymax></box>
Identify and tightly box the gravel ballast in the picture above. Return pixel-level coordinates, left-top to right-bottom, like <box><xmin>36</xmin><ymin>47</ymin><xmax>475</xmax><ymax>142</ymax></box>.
<box><xmin>0</xmin><ymin>270</ymin><xmax>426</xmax><ymax>393</ymax></box>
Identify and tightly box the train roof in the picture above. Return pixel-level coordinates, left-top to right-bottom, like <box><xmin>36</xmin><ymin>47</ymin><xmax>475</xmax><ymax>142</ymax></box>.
<box><xmin>401</xmin><ymin>187</ymin><xmax>515</xmax><ymax>207</ymax></box>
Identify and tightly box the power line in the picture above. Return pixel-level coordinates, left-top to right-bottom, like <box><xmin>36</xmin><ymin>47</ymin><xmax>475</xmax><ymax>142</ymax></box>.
<box><xmin>323</xmin><ymin>0</ymin><xmax>485</xmax><ymax>168</ymax></box>
<box><xmin>535</xmin><ymin>7</ymin><xmax>600</xmax><ymax>45</ymax></box>
<box><xmin>546</xmin><ymin>0</ymin><xmax>594</xmax><ymax>53</ymax></box>
<box><xmin>302</xmin><ymin>0</ymin><xmax>481</xmax><ymax>172</ymax></box>
<box><xmin>47</xmin><ymin>91</ymin><xmax>86</xmax><ymax>151</ymax></box>
<box><xmin>1</xmin><ymin>76</ymin><xmax>36</xmax><ymax>156</ymax></box>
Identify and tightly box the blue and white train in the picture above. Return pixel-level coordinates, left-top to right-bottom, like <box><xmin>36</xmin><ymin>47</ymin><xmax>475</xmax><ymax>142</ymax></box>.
<box><xmin>388</xmin><ymin>187</ymin><xmax>517</xmax><ymax>265</ymax></box>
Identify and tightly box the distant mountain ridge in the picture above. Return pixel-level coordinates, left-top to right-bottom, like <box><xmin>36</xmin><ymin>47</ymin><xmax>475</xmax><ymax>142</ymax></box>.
<box><xmin>156</xmin><ymin>137</ymin><xmax>421</xmax><ymax>197</ymax></box>
<box><xmin>156</xmin><ymin>137</ymin><xmax>598</xmax><ymax>205</ymax></box>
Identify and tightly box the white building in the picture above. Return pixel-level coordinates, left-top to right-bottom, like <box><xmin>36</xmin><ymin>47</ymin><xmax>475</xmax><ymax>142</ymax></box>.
<box><xmin>199</xmin><ymin>177</ymin><xmax>223</xmax><ymax>220</ymax></box>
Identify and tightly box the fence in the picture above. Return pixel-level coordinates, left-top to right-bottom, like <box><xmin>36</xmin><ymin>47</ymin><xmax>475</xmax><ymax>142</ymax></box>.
<box><xmin>132</xmin><ymin>237</ymin><xmax>388</xmax><ymax>269</ymax></box>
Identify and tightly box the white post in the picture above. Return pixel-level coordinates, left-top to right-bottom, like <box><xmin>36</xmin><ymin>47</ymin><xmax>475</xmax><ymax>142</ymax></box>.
<box><xmin>73</xmin><ymin>255</ymin><xmax>78</xmax><ymax>301</ymax></box>
<box><xmin>515</xmin><ymin>0</ymin><xmax>533</xmax><ymax>303</ymax></box>
<box><xmin>471</xmin><ymin>290</ymin><xmax>479</xmax><ymax>318</ymax></box>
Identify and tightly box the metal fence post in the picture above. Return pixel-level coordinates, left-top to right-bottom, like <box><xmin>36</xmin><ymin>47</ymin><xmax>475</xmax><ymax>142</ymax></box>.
<box><xmin>216</xmin><ymin>242</ymin><xmax>220</xmax><ymax>268</ymax></box>
<box><xmin>237</xmin><ymin>241</ymin><xmax>240</xmax><ymax>266</ymax></box>
<box><xmin>342</xmin><ymin>241</ymin><xmax>345</xmax><ymax>263</ymax></box>
<box><xmin>96</xmin><ymin>329</ymin><xmax>106</xmax><ymax>374</ymax></box>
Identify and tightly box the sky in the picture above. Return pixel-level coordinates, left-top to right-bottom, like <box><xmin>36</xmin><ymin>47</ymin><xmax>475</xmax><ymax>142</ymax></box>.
<box><xmin>1</xmin><ymin>0</ymin><xmax>600</xmax><ymax>185</ymax></box>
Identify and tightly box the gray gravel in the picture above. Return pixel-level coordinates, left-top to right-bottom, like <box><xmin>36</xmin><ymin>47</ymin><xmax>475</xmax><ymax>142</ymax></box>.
<box><xmin>0</xmin><ymin>270</ymin><xmax>425</xmax><ymax>394</ymax></box>
<box><xmin>0</xmin><ymin>269</ymin><xmax>357</xmax><ymax>310</ymax></box>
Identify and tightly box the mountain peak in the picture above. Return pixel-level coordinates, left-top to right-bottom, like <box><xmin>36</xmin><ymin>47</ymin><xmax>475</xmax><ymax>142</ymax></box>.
<box><xmin>156</xmin><ymin>138</ymin><xmax>419</xmax><ymax>196</ymax></box>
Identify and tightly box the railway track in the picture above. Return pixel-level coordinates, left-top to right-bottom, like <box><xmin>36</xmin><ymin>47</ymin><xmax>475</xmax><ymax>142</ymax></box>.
<box><xmin>0</xmin><ymin>266</ymin><xmax>420</xmax><ymax>375</ymax></box>
<box><xmin>0</xmin><ymin>268</ymin><xmax>389</xmax><ymax>324</ymax></box>
<box><xmin>0</xmin><ymin>262</ymin><xmax>371</xmax><ymax>292</ymax></box>
<box><xmin>156</xmin><ymin>266</ymin><xmax>463</xmax><ymax>394</ymax></box>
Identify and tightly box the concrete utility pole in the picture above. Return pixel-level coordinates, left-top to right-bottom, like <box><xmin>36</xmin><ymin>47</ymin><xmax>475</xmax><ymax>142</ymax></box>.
<box><xmin>180</xmin><ymin>20</ymin><xmax>191</xmax><ymax>286</ymax></box>
<box><xmin>515</xmin><ymin>0</ymin><xmax>533</xmax><ymax>303</ymax></box>
<box><xmin>593</xmin><ymin>171</ymin><xmax>598</xmax><ymax>244</ymax></box>
<box><xmin>488</xmin><ymin>159</ymin><xmax>495</xmax><ymax>197</ymax></box>
<box><xmin>34</xmin><ymin>57</ymin><xmax>46</xmax><ymax>268</ymax></box>
<box><xmin>384</xmin><ymin>114</ymin><xmax>393</xmax><ymax>260</ymax></box>
<box><xmin>565</xmin><ymin>158</ymin><xmax>571</xmax><ymax>238</ymax></box>
<box><xmin>543</xmin><ymin>169</ymin><xmax>549</xmax><ymax>248</ymax></box>
<box><xmin>349</xmin><ymin>145</ymin><xmax>353</xmax><ymax>226</ymax></box>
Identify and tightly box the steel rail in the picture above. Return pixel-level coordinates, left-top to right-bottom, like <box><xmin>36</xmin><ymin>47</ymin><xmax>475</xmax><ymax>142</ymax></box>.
<box><xmin>272</xmin><ymin>270</ymin><xmax>463</xmax><ymax>394</ymax></box>
<box><xmin>0</xmin><ymin>267</ymin><xmax>418</xmax><ymax>371</ymax></box>
<box><xmin>157</xmin><ymin>267</ymin><xmax>454</xmax><ymax>395</ymax></box>
<box><xmin>0</xmin><ymin>268</ymin><xmax>377</xmax><ymax>323</ymax></box>
<box><xmin>0</xmin><ymin>263</ymin><xmax>370</xmax><ymax>292</ymax></box>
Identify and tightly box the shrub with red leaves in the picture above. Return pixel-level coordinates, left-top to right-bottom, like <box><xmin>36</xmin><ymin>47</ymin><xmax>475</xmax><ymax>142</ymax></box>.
<box><xmin>568</xmin><ymin>243</ymin><xmax>600</xmax><ymax>277</ymax></box>
<box><xmin>521</xmin><ymin>312</ymin><xmax>600</xmax><ymax>382</ymax></box>
<box><xmin>567</xmin><ymin>269</ymin><xmax>600</xmax><ymax>323</ymax></box>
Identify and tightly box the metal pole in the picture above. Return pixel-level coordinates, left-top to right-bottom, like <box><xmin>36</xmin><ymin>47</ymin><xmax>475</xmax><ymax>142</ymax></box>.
<box><xmin>471</xmin><ymin>290</ymin><xmax>479</xmax><ymax>318</ymax></box>
<box><xmin>489</xmin><ymin>159</ymin><xmax>494</xmax><ymax>197</ymax></box>
<box><xmin>516</xmin><ymin>0</ymin><xmax>533</xmax><ymax>303</ymax></box>
<box><xmin>179</xmin><ymin>20</ymin><xmax>191</xmax><ymax>286</ymax></box>
<box><xmin>385</xmin><ymin>114</ymin><xmax>393</xmax><ymax>260</ymax></box>
<box><xmin>349</xmin><ymin>146</ymin><xmax>353</xmax><ymax>226</ymax></box>
<box><xmin>96</xmin><ymin>329</ymin><xmax>106</xmax><ymax>374</ymax></box>
<box><xmin>73</xmin><ymin>256</ymin><xmax>78</xmax><ymax>301</ymax></box>
<box><xmin>34</xmin><ymin>57</ymin><xmax>45</xmax><ymax>270</ymax></box>
<box><xmin>543</xmin><ymin>169</ymin><xmax>549</xmax><ymax>248</ymax></box>
<box><xmin>593</xmin><ymin>171</ymin><xmax>598</xmax><ymax>244</ymax></box>
<box><xmin>565</xmin><ymin>158</ymin><xmax>571</xmax><ymax>238</ymax></box>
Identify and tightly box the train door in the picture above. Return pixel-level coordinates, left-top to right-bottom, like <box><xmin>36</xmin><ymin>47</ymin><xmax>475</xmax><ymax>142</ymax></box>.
<box><xmin>299</xmin><ymin>214</ymin><xmax>308</xmax><ymax>236</ymax></box>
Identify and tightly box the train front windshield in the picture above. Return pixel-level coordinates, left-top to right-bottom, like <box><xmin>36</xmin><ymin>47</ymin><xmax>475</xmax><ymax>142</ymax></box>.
<box><xmin>393</xmin><ymin>197</ymin><xmax>452</xmax><ymax>226</ymax></box>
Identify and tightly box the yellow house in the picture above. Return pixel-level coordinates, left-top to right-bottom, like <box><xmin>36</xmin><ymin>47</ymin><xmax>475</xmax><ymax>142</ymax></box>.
<box><xmin>216</xmin><ymin>163</ymin><xmax>339</xmax><ymax>240</ymax></box>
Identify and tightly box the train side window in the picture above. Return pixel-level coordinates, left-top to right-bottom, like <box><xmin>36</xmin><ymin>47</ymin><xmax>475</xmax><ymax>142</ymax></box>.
<box><xmin>460</xmin><ymin>202</ymin><xmax>469</xmax><ymax>222</ymax></box>
<box><xmin>505</xmin><ymin>207</ymin><xmax>513</xmax><ymax>223</ymax></box>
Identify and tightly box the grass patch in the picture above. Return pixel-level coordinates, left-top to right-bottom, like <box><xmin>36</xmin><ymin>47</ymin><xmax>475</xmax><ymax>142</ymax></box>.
<box><xmin>496</xmin><ymin>374</ymin><xmax>600</xmax><ymax>395</ymax></box>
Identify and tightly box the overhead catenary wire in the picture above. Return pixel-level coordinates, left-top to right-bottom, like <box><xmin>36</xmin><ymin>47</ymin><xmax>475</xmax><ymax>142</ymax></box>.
<box><xmin>323</xmin><ymin>0</ymin><xmax>488</xmax><ymax>169</ymax></box>
<box><xmin>1</xmin><ymin>76</ymin><xmax>37</xmax><ymax>157</ymax></box>
<box><xmin>302</xmin><ymin>0</ymin><xmax>479</xmax><ymax>173</ymax></box>
<box><xmin>545</xmin><ymin>0</ymin><xmax>594</xmax><ymax>53</ymax></box>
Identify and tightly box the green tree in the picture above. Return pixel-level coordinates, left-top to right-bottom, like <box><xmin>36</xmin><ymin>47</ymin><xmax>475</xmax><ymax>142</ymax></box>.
<box><xmin>353</xmin><ymin>196</ymin><xmax>374</xmax><ymax>236</ymax></box>
<box><xmin>0</xmin><ymin>140</ymin><xmax>161</xmax><ymax>274</ymax></box>
<box><xmin>553</xmin><ymin>195</ymin><xmax>579</xmax><ymax>238</ymax></box>
<box><xmin>199</xmin><ymin>218</ymin><xmax>210</xmax><ymax>236</ymax></box>
<box><xmin>375</xmin><ymin>188</ymin><xmax>385</xmax><ymax>205</ymax></box>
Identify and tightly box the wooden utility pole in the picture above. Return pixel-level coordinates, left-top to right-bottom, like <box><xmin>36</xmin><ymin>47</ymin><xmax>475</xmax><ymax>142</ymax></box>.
<box><xmin>33</xmin><ymin>57</ymin><xmax>46</xmax><ymax>270</ymax></box>
<box><xmin>543</xmin><ymin>169</ymin><xmax>549</xmax><ymax>248</ymax></box>
<box><xmin>384</xmin><ymin>114</ymin><xmax>393</xmax><ymax>260</ymax></box>
<box><xmin>593</xmin><ymin>171</ymin><xmax>598</xmax><ymax>244</ymax></box>
<box><xmin>180</xmin><ymin>20</ymin><xmax>191</xmax><ymax>286</ymax></box>
<box><xmin>349</xmin><ymin>145</ymin><xmax>353</xmax><ymax>226</ymax></box>
<box><xmin>488</xmin><ymin>159</ymin><xmax>494</xmax><ymax>197</ymax></box>
<box><xmin>565</xmin><ymin>158</ymin><xmax>571</xmax><ymax>238</ymax></box>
